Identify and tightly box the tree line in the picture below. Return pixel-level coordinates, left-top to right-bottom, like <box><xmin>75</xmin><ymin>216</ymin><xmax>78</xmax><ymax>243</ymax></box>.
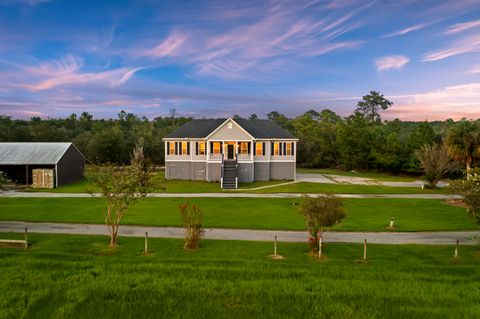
<box><xmin>0</xmin><ymin>92</ymin><xmax>479</xmax><ymax>176</ymax></box>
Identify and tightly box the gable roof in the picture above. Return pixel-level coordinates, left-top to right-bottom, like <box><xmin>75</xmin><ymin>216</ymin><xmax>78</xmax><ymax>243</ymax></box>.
<box><xmin>164</xmin><ymin>118</ymin><xmax>295</xmax><ymax>139</ymax></box>
<box><xmin>0</xmin><ymin>142</ymin><xmax>81</xmax><ymax>165</ymax></box>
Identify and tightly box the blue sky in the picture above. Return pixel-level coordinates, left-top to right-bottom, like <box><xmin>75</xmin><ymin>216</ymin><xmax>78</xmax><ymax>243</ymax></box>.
<box><xmin>1</xmin><ymin>0</ymin><xmax>480</xmax><ymax>120</ymax></box>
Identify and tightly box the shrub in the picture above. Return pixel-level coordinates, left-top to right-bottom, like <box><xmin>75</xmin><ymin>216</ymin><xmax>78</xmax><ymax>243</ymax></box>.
<box><xmin>179</xmin><ymin>202</ymin><xmax>205</xmax><ymax>250</ymax></box>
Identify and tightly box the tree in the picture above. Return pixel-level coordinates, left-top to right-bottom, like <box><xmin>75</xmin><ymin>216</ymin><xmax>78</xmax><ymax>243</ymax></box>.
<box><xmin>179</xmin><ymin>202</ymin><xmax>205</xmax><ymax>250</ymax></box>
<box><xmin>249</xmin><ymin>113</ymin><xmax>258</xmax><ymax>120</ymax></box>
<box><xmin>415</xmin><ymin>144</ymin><xmax>457</xmax><ymax>188</ymax></box>
<box><xmin>355</xmin><ymin>91</ymin><xmax>393</xmax><ymax>124</ymax></box>
<box><xmin>446</xmin><ymin>120</ymin><xmax>480</xmax><ymax>176</ymax></box>
<box><xmin>0</xmin><ymin>171</ymin><xmax>10</xmax><ymax>191</ymax></box>
<box><xmin>88</xmin><ymin>141</ymin><xmax>153</xmax><ymax>246</ymax></box>
<box><xmin>449</xmin><ymin>174</ymin><xmax>480</xmax><ymax>223</ymax></box>
<box><xmin>299</xmin><ymin>193</ymin><xmax>345</xmax><ymax>255</ymax></box>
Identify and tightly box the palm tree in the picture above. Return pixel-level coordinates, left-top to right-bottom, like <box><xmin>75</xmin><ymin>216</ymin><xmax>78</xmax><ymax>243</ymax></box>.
<box><xmin>446</xmin><ymin>120</ymin><xmax>480</xmax><ymax>176</ymax></box>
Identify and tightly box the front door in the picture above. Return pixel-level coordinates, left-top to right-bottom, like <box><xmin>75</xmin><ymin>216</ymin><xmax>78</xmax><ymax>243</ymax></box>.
<box><xmin>227</xmin><ymin>144</ymin><xmax>235</xmax><ymax>159</ymax></box>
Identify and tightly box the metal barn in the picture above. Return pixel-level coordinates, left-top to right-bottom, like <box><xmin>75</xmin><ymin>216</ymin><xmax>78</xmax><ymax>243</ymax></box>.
<box><xmin>0</xmin><ymin>143</ymin><xmax>85</xmax><ymax>188</ymax></box>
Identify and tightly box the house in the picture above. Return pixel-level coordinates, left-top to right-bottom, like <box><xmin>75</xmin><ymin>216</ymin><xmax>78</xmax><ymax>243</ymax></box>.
<box><xmin>163</xmin><ymin>118</ymin><xmax>298</xmax><ymax>189</ymax></box>
<box><xmin>0</xmin><ymin>142</ymin><xmax>85</xmax><ymax>188</ymax></box>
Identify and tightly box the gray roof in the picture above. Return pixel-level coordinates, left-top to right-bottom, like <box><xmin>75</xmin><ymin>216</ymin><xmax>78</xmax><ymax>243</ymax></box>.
<box><xmin>0</xmin><ymin>143</ymin><xmax>78</xmax><ymax>165</ymax></box>
<box><xmin>165</xmin><ymin>118</ymin><xmax>295</xmax><ymax>139</ymax></box>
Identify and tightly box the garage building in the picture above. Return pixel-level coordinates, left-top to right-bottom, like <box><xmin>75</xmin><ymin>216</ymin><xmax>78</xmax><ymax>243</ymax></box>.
<box><xmin>0</xmin><ymin>142</ymin><xmax>85</xmax><ymax>188</ymax></box>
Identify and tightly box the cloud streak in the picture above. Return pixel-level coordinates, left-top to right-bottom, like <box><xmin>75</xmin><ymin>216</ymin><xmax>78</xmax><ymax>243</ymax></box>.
<box><xmin>18</xmin><ymin>55</ymin><xmax>145</xmax><ymax>91</ymax></box>
<box><xmin>382</xmin><ymin>24</ymin><xmax>427</xmax><ymax>38</ymax></box>
<box><xmin>375</xmin><ymin>55</ymin><xmax>409</xmax><ymax>71</ymax></box>
<box><xmin>445</xmin><ymin>19</ymin><xmax>480</xmax><ymax>34</ymax></box>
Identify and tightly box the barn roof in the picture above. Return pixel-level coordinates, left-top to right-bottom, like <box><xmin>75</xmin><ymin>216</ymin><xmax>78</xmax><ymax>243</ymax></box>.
<box><xmin>0</xmin><ymin>142</ymin><xmax>80</xmax><ymax>165</ymax></box>
<box><xmin>164</xmin><ymin>118</ymin><xmax>296</xmax><ymax>139</ymax></box>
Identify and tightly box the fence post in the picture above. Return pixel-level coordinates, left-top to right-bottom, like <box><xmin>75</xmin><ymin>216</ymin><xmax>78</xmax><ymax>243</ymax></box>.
<box><xmin>144</xmin><ymin>232</ymin><xmax>148</xmax><ymax>254</ymax></box>
<box><xmin>454</xmin><ymin>239</ymin><xmax>459</xmax><ymax>259</ymax></box>
<box><xmin>318</xmin><ymin>236</ymin><xmax>322</xmax><ymax>259</ymax></box>
<box><xmin>363</xmin><ymin>239</ymin><xmax>367</xmax><ymax>261</ymax></box>
<box><xmin>24</xmin><ymin>227</ymin><xmax>28</xmax><ymax>249</ymax></box>
<box><xmin>389</xmin><ymin>217</ymin><xmax>394</xmax><ymax>229</ymax></box>
<box><xmin>274</xmin><ymin>235</ymin><xmax>277</xmax><ymax>257</ymax></box>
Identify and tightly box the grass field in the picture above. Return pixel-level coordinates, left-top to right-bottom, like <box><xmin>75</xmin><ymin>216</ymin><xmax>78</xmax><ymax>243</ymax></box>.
<box><xmin>0</xmin><ymin>197</ymin><xmax>476</xmax><ymax>231</ymax></box>
<box><xmin>296</xmin><ymin>168</ymin><xmax>420</xmax><ymax>182</ymax></box>
<box><xmin>256</xmin><ymin>182</ymin><xmax>445</xmax><ymax>194</ymax></box>
<box><xmin>1</xmin><ymin>233</ymin><xmax>479</xmax><ymax>319</ymax></box>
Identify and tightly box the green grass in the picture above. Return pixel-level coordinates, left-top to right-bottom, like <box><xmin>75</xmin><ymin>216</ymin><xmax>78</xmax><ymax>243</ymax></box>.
<box><xmin>256</xmin><ymin>182</ymin><xmax>445</xmax><ymax>194</ymax></box>
<box><xmin>1</xmin><ymin>233</ymin><xmax>480</xmax><ymax>318</ymax></box>
<box><xmin>27</xmin><ymin>171</ymin><xmax>286</xmax><ymax>193</ymax></box>
<box><xmin>297</xmin><ymin>168</ymin><xmax>420</xmax><ymax>182</ymax></box>
<box><xmin>0</xmin><ymin>197</ymin><xmax>476</xmax><ymax>231</ymax></box>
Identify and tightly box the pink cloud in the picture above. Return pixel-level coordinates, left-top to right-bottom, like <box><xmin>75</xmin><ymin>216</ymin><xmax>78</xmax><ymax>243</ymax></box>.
<box><xmin>445</xmin><ymin>19</ymin><xmax>480</xmax><ymax>34</ymax></box>
<box><xmin>382</xmin><ymin>24</ymin><xmax>427</xmax><ymax>38</ymax></box>
<box><xmin>19</xmin><ymin>55</ymin><xmax>145</xmax><ymax>91</ymax></box>
<box><xmin>423</xmin><ymin>34</ymin><xmax>480</xmax><ymax>61</ymax></box>
<box><xmin>375</xmin><ymin>55</ymin><xmax>409</xmax><ymax>71</ymax></box>
<box><xmin>386</xmin><ymin>82</ymin><xmax>480</xmax><ymax>120</ymax></box>
<box><xmin>142</xmin><ymin>31</ymin><xmax>187</xmax><ymax>58</ymax></box>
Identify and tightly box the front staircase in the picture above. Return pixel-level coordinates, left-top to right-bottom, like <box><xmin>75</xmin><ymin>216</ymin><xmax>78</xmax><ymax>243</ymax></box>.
<box><xmin>221</xmin><ymin>159</ymin><xmax>238</xmax><ymax>189</ymax></box>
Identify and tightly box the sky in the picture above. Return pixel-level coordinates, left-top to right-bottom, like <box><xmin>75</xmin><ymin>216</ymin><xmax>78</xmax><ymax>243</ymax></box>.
<box><xmin>1</xmin><ymin>0</ymin><xmax>480</xmax><ymax>121</ymax></box>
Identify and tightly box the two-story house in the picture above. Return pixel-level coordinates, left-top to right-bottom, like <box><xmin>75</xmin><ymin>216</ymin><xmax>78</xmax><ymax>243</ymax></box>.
<box><xmin>163</xmin><ymin>118</ymin><xmax>298</xmax><ymax>189</ymax></box>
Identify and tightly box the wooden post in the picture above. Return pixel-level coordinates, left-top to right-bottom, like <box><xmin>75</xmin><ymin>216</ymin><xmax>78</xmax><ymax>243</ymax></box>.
<box><xmin>144</xmin><ymin>232</ymin><xmax>148</xmax><ymax>254</ymax></box>
<box><xmin>274</xmin><ymin>235</ymin><xmax>277</xmax><ymax>257</ymax></box>
<box><xmin>363</xmin><ymin>239</ymin><xmax>367</xmax><ymax>261</ymax></box>
<box><xmin>318</xmin><ymin>236</ymin><xmax>322</xmax><ymax>259</ymax></box>
<box><xmin>24</xmin><ymin>227</ymin><xmax>28</xmax><ymax>249</ymax></box>
<box><xmin>454</xmin><ymin>239</ymin><xmax>459</xmax><ymax>259</ymax></box>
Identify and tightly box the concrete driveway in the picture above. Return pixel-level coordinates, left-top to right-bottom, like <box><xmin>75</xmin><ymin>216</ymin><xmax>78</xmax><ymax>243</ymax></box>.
<box><xmin>1</xmin><ymin>221</ymin><xmax>478</xmax><ymax>245</ymax></box>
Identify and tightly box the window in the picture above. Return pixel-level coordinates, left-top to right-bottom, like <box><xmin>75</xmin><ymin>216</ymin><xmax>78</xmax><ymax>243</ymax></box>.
<box><xmin>213</xmin><ymin>142</ymin><xmax>221</xmax><ymax>154</ymax></box>
<box><xmin>240</xmin><ymin>142</ymin><xmax>249</xmax><ymax>154</ymax></box>
<box><xmin>169</xmin><ymin>142</ymin><xmax>175</xmax><ymax>155</ymax></box>
<box><xmin>181</xmin><ymin>142</ymin><xmax>188</xmax><ymax>155</ymax></box>
<box><xmin>255</xmin><ymin>142</ymin><xmax>263</xmax><ymax>156</ymax></box>
<box><xmin>273</xmin><ymin>142</ymin><xmax>279</xmax><ymax>155</ymax></box>
<box><xmin>198</xmin><ymin>142</ymin><xmax>205</xmax><ymax>155</ymax></box>
<box><xmin>286</xmin><ymin>142</ymin><xmax>291</xmax><ymax>155</ymax></box>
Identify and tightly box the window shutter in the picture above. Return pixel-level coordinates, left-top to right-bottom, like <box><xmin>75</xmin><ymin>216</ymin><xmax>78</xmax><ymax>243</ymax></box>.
<box><xmin>279</xmin><ymin>142</ymin><xmax>283</xmax><ymax>156</ymax></box>
<box><xmin>187</xmin><ymin>142</ymin><xmax>190</xmax><ymax>155</ymax></box>
<box><xmin>248</xmin><ymin>142</ymin><xmax>251</xmax><ymax>154</ymax></box>
<box><xmin>175</xmin><ymin>142</ymin><xmax>178</xmax><ymax>155</ymax></box>
<box><xmin>253</xmin><ymin>142</ymin><xmax>256</xmax><ymax>155</ymax></box>
<box><xmin>291</xmin><ymin>142</ymin><xmax>295</xmax><ymax>156</ymax></box>
<box><xmin>262</xmin><ymin>142</ymin><xmax>265</xmax><ymax>156</ymax></box>
<box><xmin>271</xmin><ymin>142</ymin><xmax>274</xmax><ymax>155</ymax></box>
<box><xmin>284</xmin><ymin>143</ymin><xmax>287</xmax><ymax>156</ymax></box>
<box><xmin>220</xmin><ymin>142</ymin><xmax>223</xmax><ymax>153</ymax></box>
<box><xmin>167</xmin><ymin>142</ymin><xmax>170</xmax><ymax>155</ymax></box>
<box><xmin>210</xmin><ymin>142</ymin><xmax>213</xmax><ymax>153</ymax></box>
<box><xmin>196</xmin><ymin>142</ymin><xmax>199</xmax><ymax>155</ymax></box>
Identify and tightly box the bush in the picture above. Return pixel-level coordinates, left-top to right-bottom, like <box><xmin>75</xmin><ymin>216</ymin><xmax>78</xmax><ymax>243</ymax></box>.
<box><xmin>449</xmin><ymin>174</ymin><xmax>480</xmax><ymax>223</ymax></box>
<box><xmin>179</xmin><ymin>202</ymin><xmax>205</xmax><ymax>250</ymax></box>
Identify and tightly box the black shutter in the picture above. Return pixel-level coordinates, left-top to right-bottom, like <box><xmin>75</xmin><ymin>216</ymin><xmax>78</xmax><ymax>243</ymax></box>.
<box><xmin>220</xmin><ymin>142</ymin><xmax>223</xmax><ymax>153</ymax></box>
<box><xmin>291</xmin><ymin>142</ymin><xmax>295</xmax><ymax>156</ymax></box>
<box><xmin>210</xmin><ymin>142</ymin><xmax>213</xmax><ymax>153</ymax></box>
<box><xmin>187</xmin><ymin>142</ymin><xmax>190</xmax><ymax>155</ymax></box>
<box><xmin>262</xmin><ymin>142</ymin><xmax>265</xmax><ymax>156</ymax></box>
<box><xmin>271</xmin><ymin>142</ymin><xmax>274</xmax><ymax>155</ymax></box>
<box><xmin>279</xmin><ymin>143</ymin><xmax>283</xmax><ymax>156</ymax></box>
<box><xmin>175</xmin><ymin>142</ymin><xmax>178</xmax><ymax>155</ymax></box>
<box><xmin>196</xmin><ymin>142</ymin><xmax>199</xmax><ymax>155</ymax></box>
<box><xmin>284</xmin><ymin>143</ymin><xmax>287</xmax><ymax>156</ymax></box>
<box><xmin>253</xmin><ymin>142</ymin><xmax>256</xmax><ymax>155</ymax></box>
<box><xmin>167</xmin><ymin>142</ymin><xmax>170</xmax><ymax>155</ymax></box>
<box><xmin>248</xmin><ymin>142</ymin><xmax>251</xmax><ymax>154</ymax></box>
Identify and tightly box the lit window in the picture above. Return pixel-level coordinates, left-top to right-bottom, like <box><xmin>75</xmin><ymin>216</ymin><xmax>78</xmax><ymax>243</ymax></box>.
<box><xmin>286</xmin><ymin>143</ymin><xmax>291</xmax><ymax>155</ymax></box>
<box><xmin>198</xmin><ymin>142</ymin><xmax>205</xmax><ymax>155</ymax></box>
<box><xmin>255</xmin><ymin>143</ymin><xmax>263</xmax><ymax>156</ymax></box>
<box><xmin>213</xmin><ymin>142</ymin><xmax>221</xmax><ymax>154</ymax></box>
<box><xmin>240</xmin><ymin>142</ymin><xmax>249</xmax><ymax>154</ymax></box>
<box><xmin>169</xmin><ymin>142</ymin><xmax>175</xmax><ymax>155</ymax></box>
<box><xmin>181</xmin><ymin>142</ymin><xmax>188</xmax><ymax>155</ymax></box>
<box><xmin>274</xmin><ymin>142</ymin><xmax>279</xmax><ymax>155</ymax></box>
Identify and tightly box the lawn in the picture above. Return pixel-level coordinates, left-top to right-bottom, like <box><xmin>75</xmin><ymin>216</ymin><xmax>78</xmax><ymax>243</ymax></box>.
<box><xmin>297</xmin><ymin>168</ymin><xmax>420</xmax><ymax>182</ymax></box>
<box><xmin>1</xmin><ymin>233</ymin><xmax>479</xmax><ymax>318</ymax></box>
<box><xmin>256</xmin><ymin>182</ymin><xmax>446</xmax><ymax>194</ymax></box>
<box><xmin>27</xmin><ymin>171</ymin><xmax>286</xmax><ymax>193</ymax></box>
<box><xmin>0</xmin><ymin>197</ymin><xmax>476</xmax><ymax>231</ymax></box>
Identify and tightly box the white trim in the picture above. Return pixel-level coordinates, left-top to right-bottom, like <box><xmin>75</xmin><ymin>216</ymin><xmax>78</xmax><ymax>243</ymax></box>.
<box><xmin>165</xmin><ymin>159</ymin><xmax>207</xmax><ymax>162</ymax></box>
<box><xmin>205</xmin><ymin>118</ymin><xmax>255</xmax><ymax>140</ymax></box>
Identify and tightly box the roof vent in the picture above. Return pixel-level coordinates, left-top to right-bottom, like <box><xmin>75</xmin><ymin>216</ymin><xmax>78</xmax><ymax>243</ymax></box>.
<box><xmin>228</xmin><ymin>122</ymin><xmax>233</xmax><ymax>129</ymax></box>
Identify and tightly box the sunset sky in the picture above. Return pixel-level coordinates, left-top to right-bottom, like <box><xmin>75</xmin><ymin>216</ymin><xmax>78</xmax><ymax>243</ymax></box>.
<box><xmin>1</xmin><ymin>0</ymin><xmax>480</xmax><ymax>120</ymax></box>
